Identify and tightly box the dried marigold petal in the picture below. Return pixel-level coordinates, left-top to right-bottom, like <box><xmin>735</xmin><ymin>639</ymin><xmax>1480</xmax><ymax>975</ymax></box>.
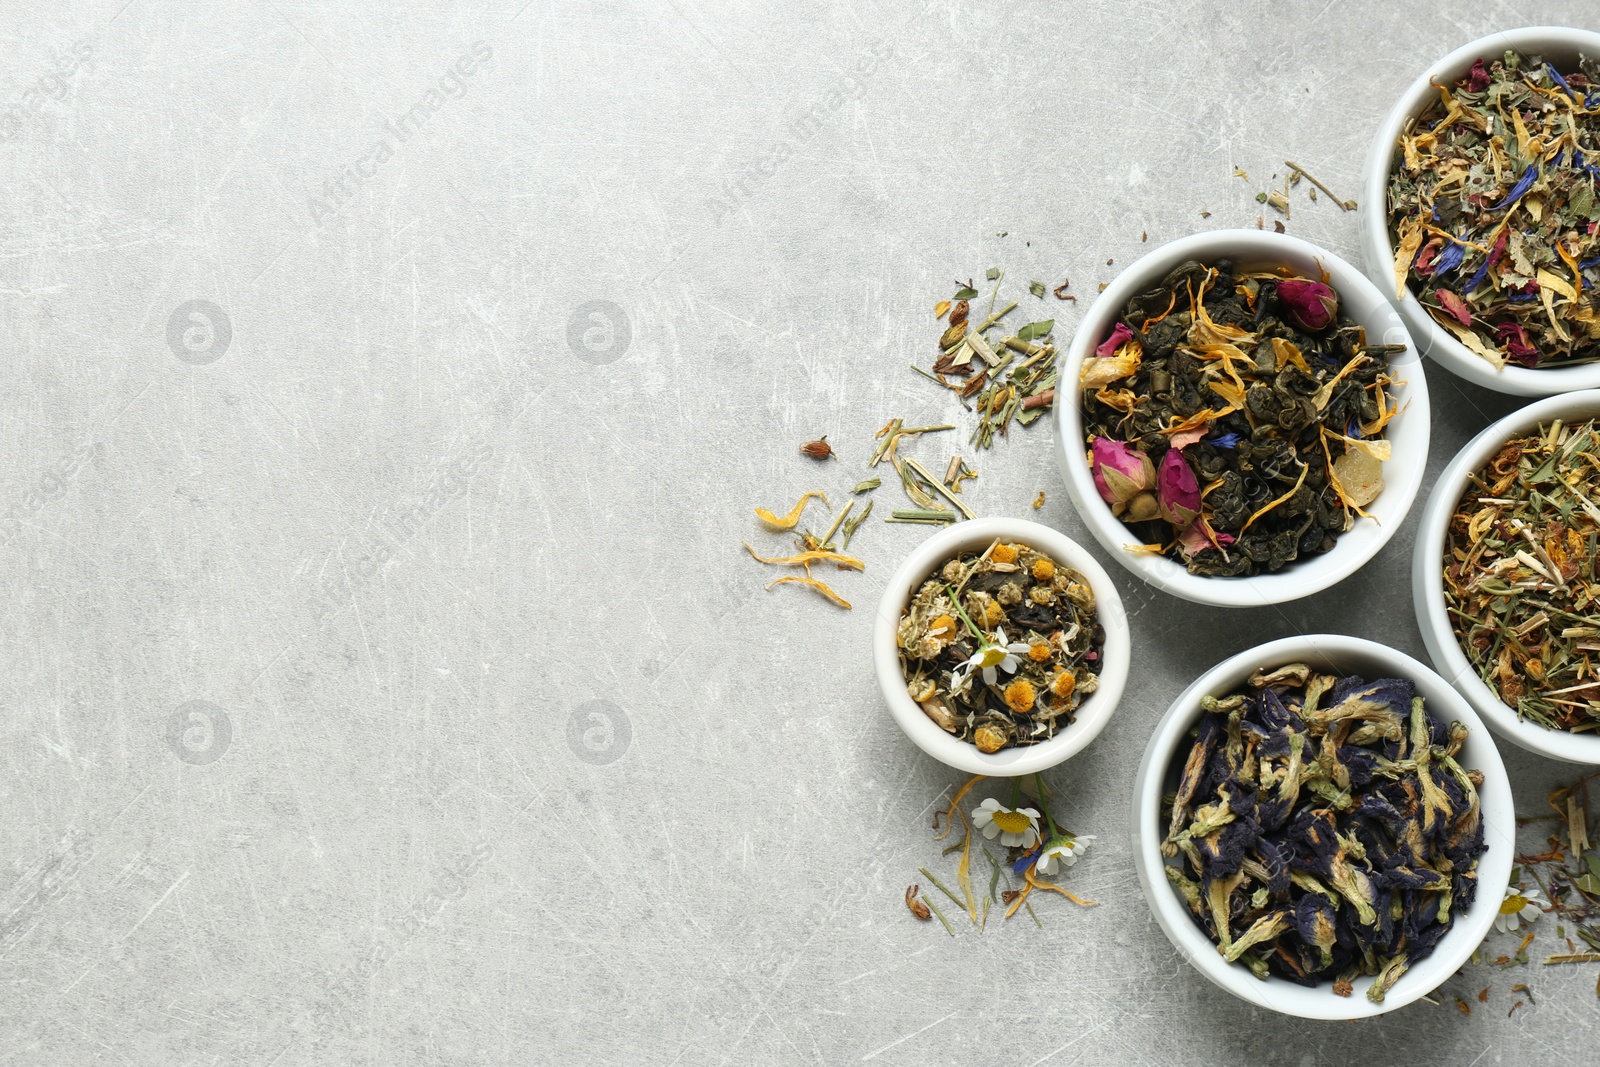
<box><xmin>742</xmin><ymin>543</ymin><xmax>866</xmax><ymax>572</ymax></box>
<box><xmin>765</xmin><ymin>575</ymin><xmax>851</xmax><ymax>609</ymax></box>
<box><xmin>755</xmin><ymin>490</ymin><xmax>828</xmax><ymax>530</ymax></box>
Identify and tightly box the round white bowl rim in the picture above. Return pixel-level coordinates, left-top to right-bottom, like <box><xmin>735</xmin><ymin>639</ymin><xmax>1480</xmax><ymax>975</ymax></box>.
<box><xmin>873</xmin><ymin>517</ymin><xmax>1130</xmax><ymax>777</ymax></box>
<box><xmin>1056</xmin><ymin>228</ymin><xmax>1430</xmax><ymax>608</ymax></box>
<box><xmin>1412</xmin><ymin>390</ymin><xmax>1600</xmax><ymax>763</ymax></box>
<box><xmin>1132</xmin><ymin>633</ymin><xmax>1514</xmax><ymax>1018</ymax></box>
<box><xmin>1358</xmin><ymin>26</ymin><xmax>1600</xmax><ymax>396</ymax></box>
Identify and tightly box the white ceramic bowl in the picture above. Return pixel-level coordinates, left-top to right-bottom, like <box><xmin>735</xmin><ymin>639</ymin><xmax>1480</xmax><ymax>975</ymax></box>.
<box><xmin>1055</xmin><ymin>229</ymin><xmax>1429</xmax><ymax>607</ymax></box>
<box><xmin>873</xmin><ymin>517</ymin><xmax>1129</xmax><ymax>776</ymax></box>
<box><xmin>1413</xmin><ymin>390</ymin><xmax>1600</xmax><ymax>763</ymax></box>
<box><xmin>1358</xmin><ymin>26</ymin><xmax>1600</xmax><ymax>397</ymax></box>
<box><xmin>1132</xmin><ymin>634</ymin><xmax>1514</xmax><ymax>1019</ymax></box>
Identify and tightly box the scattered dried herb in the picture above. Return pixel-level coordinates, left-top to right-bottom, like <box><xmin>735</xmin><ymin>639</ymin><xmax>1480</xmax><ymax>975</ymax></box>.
<box><xmin>1080</xmin><ymin>258</ymin><xmax>1402</xmax><ymax>577</ymax></box>
<box><xmin>1033</xmin><ymin>491</ymin><xmax>1045</xmax><ymax>509</ymax></box>
<box><xmin>851</xmin><ymin>478</ymin><xmax>880</xmax><ymax>494</ymax></box>
<box><xmin>1161</xmin><ymin>665</ymin><xmax>1488</xmax><ymax>1002</ymax></box>
<box><xmin>916</xmin><ymin>273</ymin><xmax>1060</xmax><ymax>450</ymax></box>
<box><xmin>897</xmin><ymin>539</ymin><xmax>1103</xmax><ymax>752</ymax></box>
<box><xmin>1387</xmin><ymin>50</ymin><xmax>1600</xmax><ymax>369</ymax></box>
<box><xmin>765</xmin><ymin>575</ymin><xmax>851</xmax><ymax>608</ymax></box>
<box><xmin>904</xmin><ymin>884</ymin><xmax>932</xmax><ymax>920</ymax></box>
<box><xmin>1443</xmin><ymin>418</ymin><xmax>1600</xmax><ymax>733</ymax></box>
<box><xmin>800</xmin><ymin>436</ymin><xmax>835</xmax><ymax>460</ymax></box>
<box><xmin>1286</xmin><ymin>160</ymin><xmax>1356</xmax><ymax>211</ymax></box>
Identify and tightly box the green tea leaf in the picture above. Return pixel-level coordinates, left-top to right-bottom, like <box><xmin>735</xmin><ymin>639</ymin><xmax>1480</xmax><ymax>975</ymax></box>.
<box><xmin>953</xmin><ymin>287</ymin><xmax>979</xmax><ymax>301</ymax></box>
<box><xmin>1028</xmin><ymin>280</ymin><xmax>1046</xmax><ymax>298</ymax></box>
<box><xmin>1017</xmin><ymin>319</ymin><xmax>1054</xmax><ymax>341</ymax></box>
<box><xmin>985</xmin><ymin>267</ymin><xmax>1000</xmax><ymax>281</ymax></box>
<box><xmin>1587</xmin><ymin>853</ymin><xmax>1600</xmax><ymax>879</ymax></box>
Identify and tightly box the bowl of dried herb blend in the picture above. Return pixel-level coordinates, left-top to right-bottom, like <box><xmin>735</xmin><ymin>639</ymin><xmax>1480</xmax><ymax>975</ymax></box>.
<box><xmin>1414</xmin><ymin>390</ymin><xmax>1600</xmax><ymax>763</ymax></box>
<box><xmin>1360</xmin><ymin>27</ymin><xmax>1600</xmax><ymax>397</ymax></box>
<box><xmin>874</xmin><ymin>517</ymin><xmax>1129</xmax><ymax>776</ymax></box>
<box><xmin>1057</xmin><ymin>229</ymin><xmax>1429</xmax><ymax>607</ymax></box>
<box><xmin>1133</xmin><ymin>635</ymin><xmax>1513</xmax><ymax>1019</ymax></box>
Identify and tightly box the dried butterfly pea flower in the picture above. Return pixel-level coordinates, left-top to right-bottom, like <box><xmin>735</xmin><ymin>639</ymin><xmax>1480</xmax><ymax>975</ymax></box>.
<box><xmin>1161</xmin><ymin>666</ymin><xmax>1488</xmax><ymax>1000</ymax></box>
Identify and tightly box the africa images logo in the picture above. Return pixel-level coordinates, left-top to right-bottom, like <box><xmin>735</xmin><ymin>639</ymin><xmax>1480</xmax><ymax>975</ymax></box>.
<box><xmin>307</xmin><ymin>42</ymin><xmax>493</xmax><ymax>227</ymax></box>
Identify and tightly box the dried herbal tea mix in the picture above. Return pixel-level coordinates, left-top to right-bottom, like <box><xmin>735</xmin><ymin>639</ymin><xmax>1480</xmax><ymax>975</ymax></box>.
<box><xmin>1387</xmin><ymin>50</ymin><xmax>1600</xmax><ymax>369</ymax></box>
<box><xmin>1443</xmin><ymin>418</ymin><xmax>1600</xmax><ymax>733</ymax></box>
<box><xmin>897</xmin><ymin>539</ymin><xmax>1103</xmax><ymax>753</ymax></box>
<box><xmin>1162</xmin><ymin>664</ymin><xmax>1487</xmax><ymax>1002</ymax></box>
<box><xmin>1080</xmin><ymin>258</ymin><xmax>1401</xmax><ymax>577</ymax></box>
<box><xmin>908</xmin><ymin>774</ymin><xmax>1097</xmax><ymax>935</ymax></box>
<box><xmin>918</xmin><ymin>272</ymin><xmax>1060</xmax><ymax>451</ymax></box>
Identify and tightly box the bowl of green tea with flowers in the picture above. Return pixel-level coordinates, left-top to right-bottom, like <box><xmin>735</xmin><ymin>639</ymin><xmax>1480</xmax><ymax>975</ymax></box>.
<box><xmin>1057</xmin><ymin>230</ymin><xmax>1429</xmax><ymax>608</ymax></box>
<box><xmin>875</xmin><ymin>518</ymin><xmax>1129</xmax><ymax>776</ymax></box>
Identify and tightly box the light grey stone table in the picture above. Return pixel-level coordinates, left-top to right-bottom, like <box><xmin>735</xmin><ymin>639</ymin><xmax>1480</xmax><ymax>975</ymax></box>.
<box><xmin>2</xmin><ymin>2</ymin><xmax>1596</xmax><ymax>1064</ymax></box>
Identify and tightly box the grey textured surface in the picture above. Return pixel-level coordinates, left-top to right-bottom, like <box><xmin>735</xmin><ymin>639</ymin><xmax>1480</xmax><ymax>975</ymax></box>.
<box><xmin>2</xmin><ymin>2</ymin><xmax>1597</xmax><ymax>1064</ymax></box>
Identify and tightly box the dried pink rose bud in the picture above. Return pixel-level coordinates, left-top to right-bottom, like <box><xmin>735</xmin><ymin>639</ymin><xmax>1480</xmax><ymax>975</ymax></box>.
<box><xmin>1095</xmin><ymin>322</ymin><xmax>1135</xmax><ymax>358</ymax></box>
<box><xmin>1156</xmin><ymin>448</ymin><xmax>1201</xmax><ymax>528</ymax></box>
<box><xmin>1089</xmin><ymin>437</ymin><xmax>1156</xmax><ymax>511</ymax></box>
<box><xmin>1277</xmin><ymin>279</ymin><xmax>1339</xmax><ymax>332</ymax></box>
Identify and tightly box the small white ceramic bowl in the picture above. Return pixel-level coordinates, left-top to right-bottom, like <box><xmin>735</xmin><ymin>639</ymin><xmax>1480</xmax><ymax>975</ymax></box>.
<box><xmin>873</xmin><ymin>517</ymin><xmax>1129</xmax><ymax>776</ymax></box>
<box><xmin>1132</xmin><ymin>634</ymin><xmax>1514</xmax><ymax>1019</ymax></box>
<box><xmin>1358</xmin><ymin>26</ymin><xmax>1600</xmax><ymax>397</ymax></box>
<box><xmin>1055</xmin><ymin>229</ymin><xmax>1429</xmax><ymax>607</ymax></box>
<box><xmin>1413</xmin><ymin>390</ymin><xmax>1600</xmax><ymax>763</ymax></box>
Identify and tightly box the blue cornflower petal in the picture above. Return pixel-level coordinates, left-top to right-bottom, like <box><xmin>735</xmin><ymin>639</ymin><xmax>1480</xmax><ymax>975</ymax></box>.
<box><xmin>1493</xmin><ymin>165</ymin><xmax>1540</xmax><ymax>210</ymax></box>
<box><xmin>1433</xmin><ymin>241</ymin><xmax>1466</xmax><ymax>276</ymax></box>
<box><xmin>1012</xmin><ymin>846</ymin><xmax>1041</xmax><ymax>875</ymax></box>
<box><xmin>1548</xmin><ymin>63</ymin><xmax>1576</xmax><ymax>99</ymax></box>
<box><xmin>1207</xmin><ymin>431</ymin><xmax>1243</xmax><ymax>450</ymax></box>
<box><xmin>1461</xmin><ymin>256</ymin><xmax>1491</xmax><ymax>293</ymax></box>
<box><xmin>1507</xmin><ymin>293</ymin><xmax>1540</xmax><ymax>303</ymax></box>
<box><xmin>1582</xmin><ymin>255</ymin><xmax>1600</xmax><ymax>271</ymax></box>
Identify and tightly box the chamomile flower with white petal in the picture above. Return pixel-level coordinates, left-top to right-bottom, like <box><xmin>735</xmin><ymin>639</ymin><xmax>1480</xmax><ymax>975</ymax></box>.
<box><xmin>951</xmin><ymin>627</ymin><xmax>1033</xmax><ymax>688</ymax></box>
<box><xmin>1035</xmin><ymin>834</ymin><xmax>1096</xmax><ymax>875</ymax></box>
<box><xmin>972</xmin><ymin>797</ymin><xmax>1041</xmax><ymax>848</ymax></box>
<box><xmin>1493</xmin><ymin>883</ymin><xmax>1545</xmax><ymax>933</ymax></box>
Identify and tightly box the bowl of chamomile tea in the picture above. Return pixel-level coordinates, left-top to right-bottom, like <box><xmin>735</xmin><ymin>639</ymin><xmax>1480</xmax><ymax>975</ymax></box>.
<box><xmin>1056</xmin><ymin>229</ymin><xmax>1429</xmax><ymax>607</ymax></box>
<box><xmin>874</xmin><ymin>517</ymin><xmax>1129</xmax><ymax>776</ymax></box>
<box><xmin>1132</xmin><ymin>634</ymin><xmax>1513</xmax><ymax>1018</ymax></box>
<box><xmin>1359</xmin><ymin>26</ymin><xmax>1600</xmax><ymax>397</ymax></box>
<box><xmin>1413</xmin><ymin>390</ymin><xmax>1600</xmax><ymax>763</ymax></box>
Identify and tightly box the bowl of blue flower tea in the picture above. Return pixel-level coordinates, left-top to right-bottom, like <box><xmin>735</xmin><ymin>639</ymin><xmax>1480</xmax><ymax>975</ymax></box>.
<box><xmin>1132</xmin><ymin>634</ymin><xmax>1513</xmax><ymax>1018</ymax></box>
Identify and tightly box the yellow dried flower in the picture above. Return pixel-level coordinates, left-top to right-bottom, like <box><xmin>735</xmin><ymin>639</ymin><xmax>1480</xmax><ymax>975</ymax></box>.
<box><xmin>928</xmin><ymin>614</ymin><xmax>958</xmax><ymax>643</ymax></box>
<box><xmin>1003</xmin><ymin>680</ymin><xmax>1036</xmax><ymax>712</ymax></box>
<box><xmin>983</xmin><ymin>600</ymin><xmax>1004</xmax><ymax>627</ymax></box>
<box><xmin>1028</xmin><ymin>642</ymin><xmax>1051</xmax><ymax>663</ymax></box>
<box><xmin>1032</xmin><ymin>558</ymin><xmax>1055</xmax><ymax>580</ymax></box>
<box><xmin>1050</xmin><ymin>671</ymin><xmax>1076</xmax><ymax>699</ymax></box>
<box><xmin>974</xmin><ymin>723</ymin><xmax>1008</xmax><ymax>753</ymax></box>
<box><xmin>991</xmin><ymin>543</ymin><xmax>1018</xmax><ymax>564</ymax></box>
